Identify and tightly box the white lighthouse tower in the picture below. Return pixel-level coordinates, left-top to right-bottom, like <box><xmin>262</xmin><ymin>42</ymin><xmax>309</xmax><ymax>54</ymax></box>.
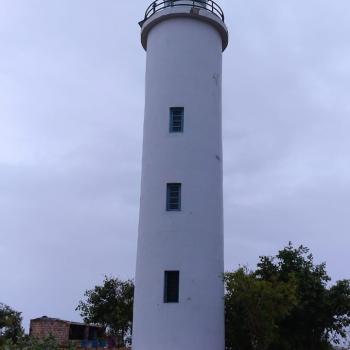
<box><xmin>133</xmin><ymin>1</ymin><xmax>228</xmax><ymax>349</ymax></box>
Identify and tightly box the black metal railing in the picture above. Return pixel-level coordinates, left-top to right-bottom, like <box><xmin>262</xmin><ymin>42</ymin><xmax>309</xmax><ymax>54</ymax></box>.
<box><xmin>143</xmin><ymin>0</ymin><xmax>225</xmax><ymax>23</ymax></box>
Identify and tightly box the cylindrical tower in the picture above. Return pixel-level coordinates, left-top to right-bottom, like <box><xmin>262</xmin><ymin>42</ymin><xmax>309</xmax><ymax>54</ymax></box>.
<box><xmin>133</xmin><ymin>1</ymin><xmax>228</xmax><ymax>349</ymax></box>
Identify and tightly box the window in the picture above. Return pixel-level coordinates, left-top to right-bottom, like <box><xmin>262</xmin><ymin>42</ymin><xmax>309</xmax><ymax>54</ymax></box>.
<box><xmin>69</xmin><ymin>324</ymin><xmax>85</xmax><ymax>340</ymax></box>
<box><xmin>164</xmin><ymin>271</ymin><xmax>180</xmax><ymax>303</ymax></box>
<box><xmin>169</xmin><ymin>107</ymin><xmax>184</xmax><ymax>133</ymax></box>
<box><xmin>166</xmin><ymin>183</ymin><xmax>181</xmax><ymax>211</ymax></box>
<box><xmin>194</xmin><ymin>0</ymin><xmax>208</xmax><ymax>8</ymax></box>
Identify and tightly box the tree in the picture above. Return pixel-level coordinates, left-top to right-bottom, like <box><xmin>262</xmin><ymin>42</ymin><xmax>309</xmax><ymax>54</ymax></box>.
<box><xmin>76</xmin><ymin>276</ymin><xmax>134</xmax><ymax>347</ymax></box>
<box><xmin>225</xmin><ymin>243</ymin><xmax>350</xmax><ymax>350</ymax></box>
<box><xmin>0</xmin><ymin>303</ymin><xmax>24</xmax><ymax>346</ymax></box>
<box><xmin>225</xmin><ymin>267</ymin><xmax>297</xmax><ymax>350</ymax></box>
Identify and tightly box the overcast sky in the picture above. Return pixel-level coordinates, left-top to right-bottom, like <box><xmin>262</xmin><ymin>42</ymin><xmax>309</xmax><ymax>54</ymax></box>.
<box><xmin>1</xmin><ymin>0</ymin><xmax>349</xmax><ymax>331</ymax></box>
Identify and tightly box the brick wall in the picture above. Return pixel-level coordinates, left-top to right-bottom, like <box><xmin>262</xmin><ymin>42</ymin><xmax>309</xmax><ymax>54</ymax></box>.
<box><xmin>30</xmin><ymin>319</ymin><xmax>70</xmax><ymax>346</ymax></box>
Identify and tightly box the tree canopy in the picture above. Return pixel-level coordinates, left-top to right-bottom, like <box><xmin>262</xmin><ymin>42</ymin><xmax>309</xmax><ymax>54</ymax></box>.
<box><xmin>76</xmin><ymin>276</ymin><xmax>134</xmax><ymax>347</ymax></box>
<box><xmin>225</xmin><ymin>243</ymin><xmax>350</xmax><ymax>350</ymax></box>
<box><xmin>0</xmin><ymin>303</ymin><xmax>24</xmax><ymax>346</ymax></box>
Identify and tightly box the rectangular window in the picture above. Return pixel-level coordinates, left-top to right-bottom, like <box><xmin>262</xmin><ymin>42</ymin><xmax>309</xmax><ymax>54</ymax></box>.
<box><xmin>169</xmin><ymin>107</ymin><xmax>184</xmax><ymax>133</ymax></box>
<box><xmin>166</xmin><ymin>183</ymin><xmax>181</xmax><ymax>211</ymax></box>
<box><xmin>164</xmin><ymin>271</ymin><xmax>180</xmax><ymax>303</ymax></box>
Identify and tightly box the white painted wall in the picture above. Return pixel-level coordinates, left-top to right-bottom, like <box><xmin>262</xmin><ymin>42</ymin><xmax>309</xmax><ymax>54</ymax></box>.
<box><xmin>133</xmin><ymin>8</ymin><xmax>228</xmax><ymax>350</ymax></box>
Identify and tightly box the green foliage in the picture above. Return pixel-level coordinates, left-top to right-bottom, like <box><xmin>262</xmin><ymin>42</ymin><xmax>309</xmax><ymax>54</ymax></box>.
<box><xmin>76</xmin><ymin>276</ymin><xmax>134</xmax><ymax>346</ymax></box>
<box><xmin>225</xmin><ymin>267</ymin><xmax>297</xmax><ymax>350</ymax></box>
<box><xmin>225</xmin><ymin>243</ymin><xmax>350</xmax><ymax>350</ymax></box>
<box><xmin>2</xmin><ymin>334</ymin><xmax>76</xmax><ymax>350</ymax></box>
<box><xmin>0</xmin><ymin>304</ymin><xmax>24</xmax><ymax>346</ymax></box>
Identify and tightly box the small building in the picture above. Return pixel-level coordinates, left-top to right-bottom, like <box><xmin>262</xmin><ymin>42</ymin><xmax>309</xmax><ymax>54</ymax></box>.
<box><xmin>29</xmin><ymin>316</ymin><xmax>106</xmax><ymax>348</ymax></box>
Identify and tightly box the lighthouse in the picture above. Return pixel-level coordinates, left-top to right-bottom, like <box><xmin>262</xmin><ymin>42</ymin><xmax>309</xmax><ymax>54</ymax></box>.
<box><xmin>133</xmin><ymin>1</ymin><xmax>228</xmax><ymax>349</ymax></box>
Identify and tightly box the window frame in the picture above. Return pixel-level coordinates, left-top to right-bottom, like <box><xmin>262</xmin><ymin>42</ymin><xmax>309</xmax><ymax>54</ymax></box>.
<box><xmin>164</xmin><ymin>271</ymin><xmax>180</xmax><ymax>303</ymax></box>
<box><xmin>169</xmin><ymin>107</ymin><xmax>184</xmax><ymax>133</ymax></box>
<box><xmin>166</xmin><ymin>183</ymin><xmax>182</xmax><ymax>211</ymax></box>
